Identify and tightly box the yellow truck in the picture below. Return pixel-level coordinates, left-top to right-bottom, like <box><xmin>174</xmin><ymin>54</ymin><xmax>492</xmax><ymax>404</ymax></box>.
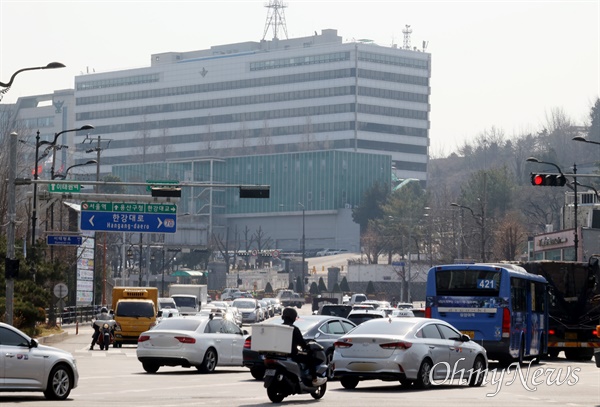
<box><xmin>112</xmin><ymin>287</ymin><xmax>158</xmax><ymax>347</ymax></box>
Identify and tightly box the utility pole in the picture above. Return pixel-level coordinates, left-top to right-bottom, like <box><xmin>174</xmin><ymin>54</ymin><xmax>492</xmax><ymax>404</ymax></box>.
<box><xmin>5</xmin><ymin>132</ymin><xmax>18</xmax><ymax>325</ymax></box>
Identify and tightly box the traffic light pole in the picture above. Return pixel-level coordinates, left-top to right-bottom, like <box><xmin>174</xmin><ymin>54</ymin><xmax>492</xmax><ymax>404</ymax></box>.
<box><xmin>573</xmin><ymin>163</ymin><xmax>578</xmax><ymax>261</ymax></box>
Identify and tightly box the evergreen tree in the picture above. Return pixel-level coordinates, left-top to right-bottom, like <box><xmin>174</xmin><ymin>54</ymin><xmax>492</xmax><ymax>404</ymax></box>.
<box><xmin>340</xmin><ymin>277</ymin><xmax>350</xmax><ymax>292</ymax></box>
<box><xmin>265</xmin><ymin>282</ymin><xmax>273</xmax><ymax>294</ymax></box>
<box><xmin>318</xmin><ymin>277</ymin><xmax>327</xmax><ymax>293</ymax></box>
<box><xmin>366</xmin><ymin>280</ymin><xmax>375</xmax><ymax>295</ymax></box>
<box><xmin>309</xmin><ymin>282</ymin><xmax>318</xmax><ymax>295</ymax></box>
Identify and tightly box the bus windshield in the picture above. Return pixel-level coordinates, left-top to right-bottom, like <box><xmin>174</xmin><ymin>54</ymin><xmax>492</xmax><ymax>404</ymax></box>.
<box><xmin>435</xmin><ymin>269</ymin><xmax>501</xmax><ymax>296</ymax></box>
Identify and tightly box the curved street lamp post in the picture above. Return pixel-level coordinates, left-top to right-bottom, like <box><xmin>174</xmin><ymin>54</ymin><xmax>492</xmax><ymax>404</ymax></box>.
<box><xmin>4</xmin><ymin>63</ymin><xmax>66</xmax><ymax>325</ymax></box>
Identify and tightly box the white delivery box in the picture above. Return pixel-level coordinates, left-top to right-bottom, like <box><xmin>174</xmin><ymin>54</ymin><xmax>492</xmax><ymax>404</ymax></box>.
<box><xmin>251</xmin><ymin>324</ymin><xmax>294</xmax><ymax>354</ymax></box>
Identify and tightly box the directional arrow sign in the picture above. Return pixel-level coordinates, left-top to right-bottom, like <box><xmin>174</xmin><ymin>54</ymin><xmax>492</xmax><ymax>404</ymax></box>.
<box><xmin>80</xmin><ymin>211</ymin><xmax>177</xmax><ymax>233</ymax></box>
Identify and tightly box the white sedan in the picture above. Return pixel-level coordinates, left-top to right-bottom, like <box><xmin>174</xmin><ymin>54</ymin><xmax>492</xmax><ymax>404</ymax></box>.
<box><xmin>0</xmin><ymin>322</ymin><xmax>78</xmax><ymax>400</ymax></box>
<box><xmin>136</xmin><ymin>315</ymin><xmax>248</xmax><ymax>373</ymax></box>
<box><xmin>333</xmin><ymin>317</ymin><xmax>487</xmax><ymax>389</ymax></box>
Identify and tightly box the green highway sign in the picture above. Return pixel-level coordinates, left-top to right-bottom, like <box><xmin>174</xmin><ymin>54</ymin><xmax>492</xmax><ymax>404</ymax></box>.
<box><xmin>48</xmin><ymin>183</ymin><xmax>81</xmax><ymax>193</ymax></box>
<box><xmin>146</xmin><ymin>180</ymin><xmax>179</xmax><ymax>192</ymax></box>
<box><xmin>82</xmin><ymin>202</ymin><xmax>177</xmax><ymax>214</ymax></box>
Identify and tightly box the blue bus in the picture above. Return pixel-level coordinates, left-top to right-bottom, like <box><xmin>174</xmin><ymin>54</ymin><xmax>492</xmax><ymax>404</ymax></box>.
<box><xmin>425</xmin><ymin>263</ymin><xmax>548</xmax><ymax>365</ymax></box>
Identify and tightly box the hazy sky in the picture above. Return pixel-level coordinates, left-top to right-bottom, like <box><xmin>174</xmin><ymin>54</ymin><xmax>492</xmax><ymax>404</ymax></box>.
<box><xmin>1</xmin><ymin>0</ymin><xmax>598</xmax><ymax>155</ymax></box>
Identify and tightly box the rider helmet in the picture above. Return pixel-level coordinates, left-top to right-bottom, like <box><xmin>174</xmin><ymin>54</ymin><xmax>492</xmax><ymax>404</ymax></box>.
<box><xmin>100</xmin><ymin>307</ymin><xmax>108</xmax><ymax>313</ymax></box>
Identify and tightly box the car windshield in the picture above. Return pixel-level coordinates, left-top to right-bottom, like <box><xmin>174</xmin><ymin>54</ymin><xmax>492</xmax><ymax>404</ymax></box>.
<box><xmin>116</xmin><ymin>302</ymin><xmax>155</xmax><ymax>317</ymax></box>
<box><xmin>234</xmin><ymin>300</ymin><xmax>256</xmax><ymax>309</ymax></box>
<box><xmin>154</xmin><ymin>318</ymin><xmax>203</xmax><ymax>331</ymax></box>
<box><xmin>173</xmin><ymin>297</ymin><xmax>197</xmax><ymax>308</ymax></box>
<box><xmin>349</xmin><ymin>319</ymin><xmax>416</xmax><ymax>336</ymax></box>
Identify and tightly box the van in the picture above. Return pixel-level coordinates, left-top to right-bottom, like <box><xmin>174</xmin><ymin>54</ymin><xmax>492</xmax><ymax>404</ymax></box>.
<box><xmin>112</xmin><ymin>287</ymin><xmax>158</xmax><ymax>347</ymax></box>
<box><xmin>158</xmin><ymin>297</ymin><xmax>178</xmax><ymax>310</ymax></box>
<box><xmin>349</xmin><ymin>293</ymin><xmax>367</xmax><ymax>305</ymax></box>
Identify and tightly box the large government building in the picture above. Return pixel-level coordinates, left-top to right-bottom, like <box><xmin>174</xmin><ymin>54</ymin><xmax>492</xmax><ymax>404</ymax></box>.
<box><xmin>5</xmin><ymin>27</ymin><xmax>432</xmax><ymax>254</ymax></box>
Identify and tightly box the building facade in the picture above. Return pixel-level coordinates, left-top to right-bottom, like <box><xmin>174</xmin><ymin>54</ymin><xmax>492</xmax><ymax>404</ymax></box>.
<box><xmin>71</xmin><ymin>29</ymin><xmax>431</xmax><ymax>182</ymax></box>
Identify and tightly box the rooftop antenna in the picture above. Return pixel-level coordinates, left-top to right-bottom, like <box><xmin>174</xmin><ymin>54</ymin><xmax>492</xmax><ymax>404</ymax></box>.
<box><xmin>262</xmin><ymin>0</ymin><xmax>288</xmax><ymax>41</ymax></box>
<box><xmin>402</xmin><ymin>24</ymin><xmax>412</xmax><ymax>50</ymax></box>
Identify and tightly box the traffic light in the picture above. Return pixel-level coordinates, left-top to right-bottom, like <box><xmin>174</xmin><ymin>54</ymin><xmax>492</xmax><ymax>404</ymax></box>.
<box><xmin>151</xmin><ymin>187</ymin><xmax>181</xmax><ymax>197</ymax></box>
<box><xmin>239</xmin><ymin>186</ymin><xmax>270</xmax><ymax>198</ymax></box>
<box><xmin>530</xmin><ymin>173</ymin><xmax>566</xmax><ymax>187</ymax></box>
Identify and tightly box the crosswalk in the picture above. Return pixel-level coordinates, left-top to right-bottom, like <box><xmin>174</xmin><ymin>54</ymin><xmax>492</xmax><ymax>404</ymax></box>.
<box><xmin>75</xmin><ymin>347</ymin><xmax>138</xmax><ymax>357</ymax></box>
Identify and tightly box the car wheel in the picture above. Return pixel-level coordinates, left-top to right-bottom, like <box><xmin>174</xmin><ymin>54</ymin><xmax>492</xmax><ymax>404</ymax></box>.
<box><xmin>340</xmin><ymin>377</ymin><xmax>359</xmax><ymax>389</ymax></box>
<box><xmin>43</xmin><ymin>364</ymin><xmax>73</xmax><ymax>400</ymax></box>
<box><xmin>325</xmin><ymin>351</ymin><xmax>335</xmax><ymax>380</ymax></box>
<box><xmin>199</xmin><ymin>348</ymin><xmax>218</xmax><ymax>373</ymax></box>
<box><xmin>310</xmin><ymin>382</ymin><xmax>327</xmax><ymax>399</ymax></box>
<box><xmin>142</xmin><ymin>362</ymin><xmax>160</xmax><ymax>373</ymax></box>
<box><xmin>468</xmin><ymin>356</ymin><xmax>486</xmax><ymax>387</ymax></box>
<box><xmin>414</xmin><ymin>358</ymin><xmax>433</xmax><ymax>389</ymax></box>
<box><xmin>250</xmin><ymin>366</ymin><xmax>265</xmax><ymax>380</ymax></box>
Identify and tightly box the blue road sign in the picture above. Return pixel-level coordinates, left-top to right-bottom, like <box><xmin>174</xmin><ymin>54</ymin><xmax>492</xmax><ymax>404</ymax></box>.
<box><xmin>80</xmin><ymin>211</ymin><xmax>177</xmax><ymax>233</ymax></box>
<box><xmin>47</xmin><ymin>235</ymin><xmax>83</xmax><ymax>246</ymax></box>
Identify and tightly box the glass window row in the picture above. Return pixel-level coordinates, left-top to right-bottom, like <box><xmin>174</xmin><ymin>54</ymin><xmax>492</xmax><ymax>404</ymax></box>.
<box><xmin>18</xmin><ymin>116</ymin><xmax>54</xmax><ymax>128</ymax></box>
<box><xmin>86</xmin><ymin>102</ymin><xmax>426</xmax><ymax>137</ymax></box>
<box><xmin>77</xmin><ymin>74</ymin><xmax>160</xmax><ymax>91</ymax></box>
<box><xmin>76</xmin><ymin>67</ymin><xmax>429</xmax><ymax>106</ymax></box>
<box><xmin>358</xmin><ymin>51</ymin><xmax>429</xmax><ymax>70</ymax></box>
<box><xmin>77</xmin><ymin>84</ymin><xmax>429</xmax><ymax>122</ymax></box>
<box><xmin>250</xmin><ymin>52</ymin><xmax>350</xmax><ymax>71</ymax></box>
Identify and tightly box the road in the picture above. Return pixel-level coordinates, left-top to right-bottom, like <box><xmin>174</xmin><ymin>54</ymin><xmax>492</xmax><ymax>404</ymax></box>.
<box><xmin>2</xmin><ymin>304</ymin><xmax>599</xmax><ymax>406</ymax></box>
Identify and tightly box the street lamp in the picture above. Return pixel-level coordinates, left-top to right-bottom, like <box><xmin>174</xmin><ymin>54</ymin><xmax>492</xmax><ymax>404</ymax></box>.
<box><xmin>299</xmin><ymin>202</ymin><xmax>306</xmax><ymax>294</ymax></box>
<box><xmin>0</xmin><ymin>62</ymin><xmax>65</xmax><ymax>100</ymax></box>
<box><xmin>31</xmin><ymin>124</ymin><xmax>95</xmax><ymax>249</ymax></box>
<box><xmin>52</xmin><ymin>160</ymin><xmax>98</xmax><ymax>179</ymax></box>
<box><xmin>572</xmin><ymin>136</ymin><xmax>600</xmax><ymax>146</ymax></box>
<box><xmin>450</xmin><ymin>202</ymin><xmax>486</xmax><ymax>262</ymax></box>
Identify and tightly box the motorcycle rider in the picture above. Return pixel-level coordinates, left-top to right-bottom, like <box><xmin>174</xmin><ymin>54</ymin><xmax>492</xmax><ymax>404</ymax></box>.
<box><xmin>281</xmin><ymin>307</ymin><xmax>327</xmax><ymax>387</ymax></box>
<box><xmin>90</xmin><ymin>306</ymin><xmax>111</xmax><ymax>350</ymax></box>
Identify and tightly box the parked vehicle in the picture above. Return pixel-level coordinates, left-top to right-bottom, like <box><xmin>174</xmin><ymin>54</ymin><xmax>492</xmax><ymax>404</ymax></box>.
<box><xmin>136</xmin><ymin>315</ymin><xmax>248</xmax><ymax>373</ymax></box>
<box><xmin>0</xmin><ymin>322</ymin><xmax>79</xmax><ymax>400</ymax></box>
<box><xmin>243</xmin><ymin>315</ymin><xmax>356</xmax><ymax>380</ymax></box>
<box><xmin>333</xmin><ymin>317</ymin><xmax>488</xmax><ymax>389</ymax></box>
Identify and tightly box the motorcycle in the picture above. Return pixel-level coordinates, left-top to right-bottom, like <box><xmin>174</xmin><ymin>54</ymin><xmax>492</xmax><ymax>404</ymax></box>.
<box><xmin>262</xmin><ymin>341</ymin><xmax>328</xmax><ymax>403</ymax></box>
<box><xmin>95</xmin><ymin>319</ymin><xmax>116</xmax><ymax>351</ymax></box>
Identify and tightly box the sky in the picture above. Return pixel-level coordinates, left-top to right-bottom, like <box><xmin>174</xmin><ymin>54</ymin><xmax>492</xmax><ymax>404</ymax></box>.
<box><xmin>1</xmin><ymin>0</ymin><xmax>598</xmax><ymax>155</ymax></box>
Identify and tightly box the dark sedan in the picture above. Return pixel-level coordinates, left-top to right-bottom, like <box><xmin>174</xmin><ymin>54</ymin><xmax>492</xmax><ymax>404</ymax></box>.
<box><xmin>243</xmin><ymin>315</ymin><xmax>356</xmax><ymax>380</ymax></box>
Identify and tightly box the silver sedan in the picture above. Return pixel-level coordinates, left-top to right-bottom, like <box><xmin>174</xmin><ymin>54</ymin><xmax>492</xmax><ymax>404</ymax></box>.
<box><xmin>332</xmin><ymin>317</ymin><xmax>487</xmax><ymax>389</ymax></box>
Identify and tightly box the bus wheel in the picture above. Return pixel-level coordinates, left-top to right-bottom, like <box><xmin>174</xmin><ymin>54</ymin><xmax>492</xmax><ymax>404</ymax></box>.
<box><xmin>547</xmin><ymin>348</ymin><xmax>560</xmax><ymax>358</ymax></box>
<box><xmin>518</xmin><ymin>341</ymin><xmax>525</xmax><ymax>364</ymax></box>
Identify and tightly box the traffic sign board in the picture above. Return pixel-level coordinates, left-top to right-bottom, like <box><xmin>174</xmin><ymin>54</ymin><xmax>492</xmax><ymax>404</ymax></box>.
<box><xmin>49</xmin><ymin>183</ymin><xmax>81</xmax><ymax>193</ymax></box>
<box><xmin>47</xmin><ymin>235</ymin><xmax>83</xmax><ymax>246</ymax></box>
<box><xmin>146</xmin><ymin>179</ymin><xmax>179</xmax><ymax>191</ymax></box>
<box><xmin>82</xmin><ymin>202</ymin><xmax>177</xmax><ymax>214</ymax></box>
<box><xmin>80</xmin><ymin>211</ymin><xmax>177</xmax><ymax>233</ymax></box>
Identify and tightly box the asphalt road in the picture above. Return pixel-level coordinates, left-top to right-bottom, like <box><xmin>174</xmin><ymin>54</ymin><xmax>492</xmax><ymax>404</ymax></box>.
<box><xmin>4</xmin><ymin>305</ymin><xmax>600</xmax><ymax>406</ymax></box>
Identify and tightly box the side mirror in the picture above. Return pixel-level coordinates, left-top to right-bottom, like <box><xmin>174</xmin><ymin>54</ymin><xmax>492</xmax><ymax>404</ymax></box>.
<box><xmin>29</xmin><ymin>338</ymin><xmax>39</xmax><ymax>348</ymax></box>
<box><xmin>157</xmin><ymin>310</ymin><xmax>163</xmax><ymax>317</ymax></box>
<box><xmin>243</xmin><ymin>329</ymin><xmax>249</xmax><ymax>335</ymax></box>
<box><xmin>460</xmin><ymin>334</ymin><xmax>471</xmax><ymax>342</ymax></box>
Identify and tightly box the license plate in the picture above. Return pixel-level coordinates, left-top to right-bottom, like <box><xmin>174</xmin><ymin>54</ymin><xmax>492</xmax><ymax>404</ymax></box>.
<box><xmin>265</xmin><ymin>369</ymin><xmax>276</xmax><ymax>376</ymax></box>
<box><xmin>461</xmin><ymin>330</ymin><xmax>475</xmax><ymax>339</ymax></box>
<box><xmin>565</xmin><ymin>332</ymin><xmax>577</xmax><ymax>340</ymax></box>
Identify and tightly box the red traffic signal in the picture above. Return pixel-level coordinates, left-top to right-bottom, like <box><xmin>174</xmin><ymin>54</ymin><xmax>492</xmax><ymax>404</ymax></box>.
<box><xmin>530</xmin><ymin>173</ymin><xmax>566</xmax><ymax>187</ymax></box>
